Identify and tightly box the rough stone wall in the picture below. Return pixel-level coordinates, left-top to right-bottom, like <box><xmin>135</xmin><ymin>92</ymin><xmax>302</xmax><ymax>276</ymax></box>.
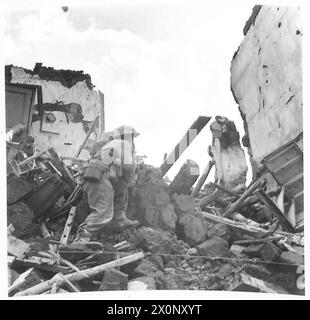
<box><xmin>208</xmin><ymin>116</ymin><xmax>247</xmax><ymax>189</ymax></box>
<box><xmin>9</xmin><ymin>66</ymin><xmax>101</xmax><ymax>159</ymax></box>
<box><xmin>231</xmin><ymin>6</ymin><xmax>302</xmax><ymax>164</ymax></box>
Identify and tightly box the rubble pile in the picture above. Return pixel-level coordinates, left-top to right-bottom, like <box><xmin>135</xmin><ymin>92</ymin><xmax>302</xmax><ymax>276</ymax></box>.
<box><xmin>6</xmin><ymin>108</ymin><xmax>304</xmax><ymax>297</ymax></box>
<box><xmin>7</xmin><ymin>134</ymin><xmax>304</xmax><ymax>296</ymax></box>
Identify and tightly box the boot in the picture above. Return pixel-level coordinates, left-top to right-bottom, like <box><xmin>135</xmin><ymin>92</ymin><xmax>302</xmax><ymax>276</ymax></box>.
<box><xmin>112</xmin><ymin>211</ymin><xmax>139</xmax><ymax>229</ymax></box>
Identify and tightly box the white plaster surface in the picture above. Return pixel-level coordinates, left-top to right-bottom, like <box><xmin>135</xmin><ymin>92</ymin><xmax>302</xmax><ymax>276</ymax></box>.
<box><xmin>231</xmin><ymin>6</ymin><xmax>302</xmax><ymax>163</ymax></box>
<box><xmin>10</xmin><ymin>67</ymin><xmax>101</xmax><ymax>159</ymax></box>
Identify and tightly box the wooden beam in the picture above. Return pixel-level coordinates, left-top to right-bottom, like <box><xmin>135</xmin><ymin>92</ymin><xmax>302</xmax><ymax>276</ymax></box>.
<box><xmin>74</xmin><ymin>115</ymin><xmax>99</xmax><ymax>159</ymax></box>
<box><xmin>254</xmin><ymin>190</ymin><xmax>295</xmax><ymax>233</ymax></box>
<box><xmin>15</xmin><ymin>252</ymin><xmax>144</xmax><ymax>296</ymax></box>
<box><xmin>59</xmin><ymin>206</ymin><xmax>76</xmax><ymax>246</ymax></box>
<box><xmin>98</xmin><ymin>91</ymin><xmax>105</xmax><ymax>138</ymax></box>
<box><xmin>8</xmin><ymin>256</ymin><xmax>71</xmax><ymax>274</ymax></box>
<box><xmin>191</xmin><ymin>160</ymin><xmax>214</xmax><ymax>197</ymax></box>
<box><xmin>223</xmin><ymin>179</ymin><xmax>265</xmax><ymax>218</ymax></box>
<box><xmin>48</xmin><ymin>148</ymin><xmax>76</xmax><ymax>192</ymax></box>
<box><xmin>233</xmin><ymin>236</ymin><xmax>285</xmax><ymax>245</ymax></box>
<box><xmin>201</xmin><ymin>211</ymin><xmax>268</xmax><ymax>238</ymax></box>
<box><xmin>160</xmin><ymin>116</ymin><xmax>211</xmax><ymax>177</ymax></box>
<box><xmin>17</xmin><ymin>149</ymin><xmax>47</xmax><ymax>167</ymax></box>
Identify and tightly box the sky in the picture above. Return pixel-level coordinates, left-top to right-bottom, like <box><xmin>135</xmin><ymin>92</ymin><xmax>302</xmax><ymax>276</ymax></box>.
<box><xmin>2</xmin><ymin>1</ymin><xmax>255</xmax><ymax>181</ymax></box>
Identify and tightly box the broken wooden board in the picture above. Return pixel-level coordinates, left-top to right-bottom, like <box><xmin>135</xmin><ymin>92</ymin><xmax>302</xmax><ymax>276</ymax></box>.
<box><xmin>233</xmin><ymin>236</ymin><xmax>285</xmax><ymax>245</ymax></box>
<box><xmin>8</xmin><ymin>256</ymin><xmax>71</xmax><ymax>275</ymax></box>
<box><xmin>201</xmin><ymin>211</ymin><xmax>269</xmax><ymax>238</ymax></box>
<box><xmin>48</xmin><ymin>147</ymin><xmax>76</xmax><ymax>192</ymax></box>
<box><xmin>191</xmin><ymin>160</ymin><xmax>214</xmax><ymax>197</ymax></box>
<box><xmin>255</xmin><ymin>190</ymin><xmax>295</xmax><ymax>233</ymax></box>
<box><xmin>8</xmin><ymin>268</ymin><xmax>41</xmax><ymax>296</ymax></box>
<box><xmin>223</xmin><ymin>179</ymin><xmax>265</xmax><ymax>218</ymax></box>
<box><xmin>229</xmin><ymin>273</ymin><xmax>288</xmax><ymax>294</ymax></box>
<box><xmin>15</xmin><ymin>252</ymin><xmax>144</xmax><ymax>296</ymax></box>
<box><xmin>59</xmin><ymin>206</ymin><xmax>76</xmax><ymax>245</ymax></box>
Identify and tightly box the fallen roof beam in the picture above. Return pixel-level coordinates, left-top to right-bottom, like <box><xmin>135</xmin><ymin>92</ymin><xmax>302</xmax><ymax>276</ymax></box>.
<box><xmin>223</xmin><ymin>179</ymin><xmax>265</xmax><ymax>218</ymax></box>
<box><xmin>160</xmin><ymin>116</ymin><xmax>211</xmax><ymax>177</ymax></box>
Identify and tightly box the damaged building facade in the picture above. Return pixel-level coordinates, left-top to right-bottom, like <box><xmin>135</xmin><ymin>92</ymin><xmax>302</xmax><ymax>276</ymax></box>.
<box><xmin>6</xmin><ymin>63</ymin><xmax>104</xmax><ymax>161</ymax></box>
<box><xmin>6</xmin><ymin>5</ymin><xmax>304</xmax><ymax>296</ymax></box>
<box><xmin>231</xmin><ymin>6</ymin><xmax>303</xmax><ymax>230</ymax></box>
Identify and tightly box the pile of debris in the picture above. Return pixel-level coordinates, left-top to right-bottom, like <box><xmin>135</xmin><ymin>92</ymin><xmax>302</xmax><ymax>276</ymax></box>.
<box><xmin>7</xmin><ymin>121</ymin><xmax>304</xmax><ymax>297</ymax></box>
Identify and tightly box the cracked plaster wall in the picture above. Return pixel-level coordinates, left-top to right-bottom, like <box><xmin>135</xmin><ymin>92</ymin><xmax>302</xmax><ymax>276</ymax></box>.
<box><xmin>9</xmin><ymin>66</ymin><xmax>101</xmax><ymax>159</ymax></box>
<box><xmin>231</xmin><ymin>6</ymin><xmax>302</xmax><ymax>164</ymax></box>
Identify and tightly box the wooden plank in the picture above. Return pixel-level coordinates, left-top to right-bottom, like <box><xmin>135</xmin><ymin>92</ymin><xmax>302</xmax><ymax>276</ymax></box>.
<box><xmin>17</xmin><ymin>149</ymin><xmax>47</xmax><ymax>167</ymax></box>
<box><xmin>160</xmin><ymin>116</ymin><xmax>211</xmax><ymax>177</ymax></box>
<box><xmin>8</xmin><ymin>268</ymin><xmax>41</xmax><ymax>296</ymax></box>
<box><xmin>58</xmin><ymin>273</ymin><xmax>80</xmax><ymax>292</ymax></box>
<box><xmin>59</xmin><ymin>206</ymin><xmax>76</xmax><ymax>245</ymax></box>
<box><xmin>201</xmin><ymin>211</ymin><xmax>268</xmax><ymax>238</ymax></box>
<box><xmin>223</xmin><ymin>179</ymin><xmax>265</xmax><ymax>218</ymax></box>
<box><xmin>233</xmin><ymin>236</ymin><xmax>285</xmax><ymax>245</ymax></box>
<box><xmin>74</xmin><ymin>115</ymin><xmax>99</xmax><ymax>159</ymax></box>
<box><xmin>263</xmin><ymin>144</ymin><xmax>300</xmax><ymax>171</ymax></box>
<box><xmin>255</xmin><ymin>190</ymin><xmax>295</xmax><ymax>233</ymax></box>
<box><xmin>98</xmin><ymin>91</ymin><xmax>105</xmax><ymax>138</ymax></box>
<box><xmin>8</xmin><ymin>256</ymin><xmax>71</xmax><ymax>274</ymax></box>
<box><xmin>191</xmin><ymin>160</ymin><xmax>214</xmax><ymax>197</ymax></box>
<box><xmin>15</xmin><ymin>252</ymin><xmax>144</xmax><ymax>296</ymax></box>
<box><xmin>48</xmin><ymin>148</ymin><xmax>76</xmax><ymax>192</ymax></box>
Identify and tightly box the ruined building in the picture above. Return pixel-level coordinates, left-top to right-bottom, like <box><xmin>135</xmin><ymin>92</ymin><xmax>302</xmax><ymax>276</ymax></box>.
<box><xmin>5</xmin><ymin>63</ymin><xmax>104</xmax><ymax>160</ymax></box>
<box><xmin>231</xmin><ymin>6</ymin><xmax>303</xmax><ymax>230</ymax></box>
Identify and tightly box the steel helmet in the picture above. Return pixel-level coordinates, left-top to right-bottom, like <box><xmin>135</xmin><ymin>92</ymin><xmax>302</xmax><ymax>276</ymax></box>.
<box><xmin>114</xmin><ymin>125</ymin><xmax>140</xmax><ymax>138</ymax></box>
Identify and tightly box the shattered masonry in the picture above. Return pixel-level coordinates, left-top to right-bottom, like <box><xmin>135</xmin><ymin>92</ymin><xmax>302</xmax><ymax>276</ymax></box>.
<box><xmin>6</xmin><ymin>5</ymin><xmax>304</xmax><ymax>296</ymax></box>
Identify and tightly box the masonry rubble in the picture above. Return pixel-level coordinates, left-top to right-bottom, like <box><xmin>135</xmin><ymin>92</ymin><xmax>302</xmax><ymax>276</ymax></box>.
<box><xmin>6</xmin><ymin>131</ymin><xmax>304</xmax><ymax>295</ymax></box>
<box><xmin>6</xmin><ymin>5</ymin><xmax>304</xmax><ymax>296</ymax></box>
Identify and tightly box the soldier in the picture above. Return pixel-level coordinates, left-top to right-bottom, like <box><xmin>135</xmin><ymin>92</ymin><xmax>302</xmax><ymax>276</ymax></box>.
<box><xmin>74</xmin><ymin>126</ymin><xmax>139</xmax><ymax>242</ymax></box>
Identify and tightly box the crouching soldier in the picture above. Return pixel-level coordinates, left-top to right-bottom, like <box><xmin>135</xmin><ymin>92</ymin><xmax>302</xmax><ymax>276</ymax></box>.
<box><xmin>74</xmin><ymin>136</ymin><xmax>139</xmax><ymax>243</ymax></box>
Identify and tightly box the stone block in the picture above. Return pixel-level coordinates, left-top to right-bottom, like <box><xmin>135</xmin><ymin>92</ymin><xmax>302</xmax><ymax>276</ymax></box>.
<box><xmin>196</xmin><ymin>236</ymin><xmax>230</xmax><ymax>257</ymax></box>
<box><xmin>176</xmin><ymin>214</ymin><xmax>208</xmax><ymax>246</ymax></box>
<box><xmin>168</xmin><ymin>160</ymin><xmax>199</xmax><ymax>195</ymax></box>
<box><xmin>171</xmin><ymin>194</ymin><xmax>196</xmax><ymax>218</ymax></box>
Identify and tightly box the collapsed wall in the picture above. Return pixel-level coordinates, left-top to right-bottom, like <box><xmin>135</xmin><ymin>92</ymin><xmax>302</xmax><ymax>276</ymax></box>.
<box><xmin>5</xmin><ymin>64</ymin><xmax>103</xmax><ymax>159</ymax></box>
<box><xmin>208</xmin><ymin>116</ymin><xmax>247</xmax><ymax>189</ymax></box>
<box><xmin>231</xmin><ymin>6</ymin><xmax>302</xmax><ymax>168</ymax></box>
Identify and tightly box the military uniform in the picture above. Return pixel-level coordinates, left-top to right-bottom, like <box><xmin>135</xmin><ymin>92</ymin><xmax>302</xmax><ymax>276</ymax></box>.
<box><xmin>75</xmin><ymin>139</ymin><xmax>137</xmax><ymax>242</ymax></box>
